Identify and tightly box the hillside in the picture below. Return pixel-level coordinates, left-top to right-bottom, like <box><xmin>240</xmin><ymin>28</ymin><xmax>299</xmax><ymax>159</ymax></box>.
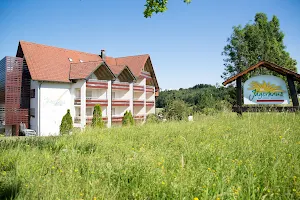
<box><xmin>1</xmin><ymin>113</ymin><xmax>299</xmax><ymax>199</ymax></box>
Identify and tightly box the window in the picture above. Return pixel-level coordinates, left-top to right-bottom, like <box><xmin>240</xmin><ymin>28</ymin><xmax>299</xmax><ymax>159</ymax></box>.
<box><xmin>30</xmin><ymin>108</ymin><xmax>35</xmax><ymax>117</ymax></box>
<box><xmin>30</xmin><ymin>89</ymin><xmax>35</xmax><ymax>98</ymax></box>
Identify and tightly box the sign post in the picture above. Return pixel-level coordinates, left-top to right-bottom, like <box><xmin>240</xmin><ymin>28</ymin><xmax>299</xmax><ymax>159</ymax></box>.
<box><xmin>223</xmin><ymin>61</ymin><xmax>300</xmax><ymax>115</ymax></box>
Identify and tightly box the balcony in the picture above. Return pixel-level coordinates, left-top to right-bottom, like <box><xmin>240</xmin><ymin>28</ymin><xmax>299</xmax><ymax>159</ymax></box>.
<box><xmin>133</xmin><ymin>83</ymin><xmax>144</xmax><ymax>92</ymax></box>
<box><xmin>146</xmin><ymin>85</ymin><xmax>155</xmax><ymax>93</ymax></box>
<box><xmin>86</xmin><ymin>98</ymin><xmax>108</xmax><ymax>107</ymax></box>
<box><xmin>86</xmin><ymin>80</ymin><xmax>108</xmax><ymax>89</ymax></box>
<box><xmin>74</xmin><ymin>98</ymin><xmax>108</xmax><ymax>107</ymax></box>
<box><xmin>146</xmin><ymin>100</ymin><xmax>155</xmax><ymax>107</ymax></box>
<box><xmin>112</xmin><ymin>82</ymin><xmax>129</xmax><ymax>91</ymax></box>
<box><xmin>112</xmin><ymin>99</ymin><xmax>130</xmax><ymax>106</ymax></box>
<box><xmin>134</xmin><ymin>99</ymin><xmax>144</xmax><ymax>106</ymax></box>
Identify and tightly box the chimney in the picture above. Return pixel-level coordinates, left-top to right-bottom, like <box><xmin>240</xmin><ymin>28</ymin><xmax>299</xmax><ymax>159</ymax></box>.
<box><xmin>101</xmin><ymin>49</ymin><xmax>106</xmax><ymax>61</ymax></box>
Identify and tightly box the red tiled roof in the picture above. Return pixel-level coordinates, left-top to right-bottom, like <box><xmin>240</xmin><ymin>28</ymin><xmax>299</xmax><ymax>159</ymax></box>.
<box><xmin>17</xmin><ymin>41</ymin><xmax>157</xmax><ymax>89</ymax></box>
<box><xmin>69</xmin><ymin>61</ymin><xmax>103</xmax><ymax>80</ymax></box>
<box><xmin>18</xmin><ymin>41</ymin><xmax>102</xmax><ymax>82</ymax></box>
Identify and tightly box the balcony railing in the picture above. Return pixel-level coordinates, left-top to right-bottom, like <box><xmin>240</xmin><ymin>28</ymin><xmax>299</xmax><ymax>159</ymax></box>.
<box><xmin>146</xmin><ymin>100</ymin><xmax>155</xmax><ymax>107</ymax></box>
<box><xmin>112</xmin><ymin>82</ymin><xmax>129</xmax><ymax>90</ymax></box>
<box><xmin>112</xmin><ymin>99</ymin><xmax>130</xmax><ymax>106</ymax></box>
<box><xmin>86</xmin><ymin>81</ymin><xmax>108</xmax><ymax>89</ymax></box>
<box><xmin>86</xmin><ymin>99</ymin><xmax>108</xmax><ymax>107</ymax></box>
<box><xmin>133</xmin><ymin>100</ymin><xmax>144</xmax><ymax>106</ymax></box>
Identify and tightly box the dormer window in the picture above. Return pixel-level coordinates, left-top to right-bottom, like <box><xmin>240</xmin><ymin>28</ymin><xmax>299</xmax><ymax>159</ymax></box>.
<box><xmin>68</xmin><ymin>58</ymin><xmax>73</xmax><ymax>62</ymax></box>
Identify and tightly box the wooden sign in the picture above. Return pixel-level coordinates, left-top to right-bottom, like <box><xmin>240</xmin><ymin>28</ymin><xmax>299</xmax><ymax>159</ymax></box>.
<box><xmin>244</xmin><ymin>75</ymin><xmax>289</xmax><ymax>105</ymax></box>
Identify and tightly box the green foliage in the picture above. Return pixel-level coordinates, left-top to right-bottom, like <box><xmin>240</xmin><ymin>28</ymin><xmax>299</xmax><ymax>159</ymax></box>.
<box><xmin>156</xmin><ymin>84</ymin><xmax>235</xmax><ymax>113</ymax></box>
<box><xmin>122</xmin><ymin>111</ymin><xmax>135</xmax><ymax>126</ymax></box>
<box><xmin>144</xmin><ymin>0</ymin><xmax>191</xmax><ymax>18</ymax></box>
<box><xmin>222</xmin><ymin>13</ymin><xmax>297</xmax><ymax>81</ymax></box>
<box><xmin>91</xmin><ymin>105</ymin><xmax>104</xmax><ymax>128</ymax></box>
<box><xmin>59</xmin><ymin>109</ymin><xmax>73</xmax><ymax>135</ymax></box>
<box><xmin>164</xmin><ymin>99</ymin><xmax>190</xmax><ymax>120</ymax></box>
<box><xmin>1</xmin><ymin>113</ymin><xmax>300</xmax><ymax>199</ymax></box>
<box><xmin>146</xmin><ymin>113</ymin><xmax>161</xmax><ymax>124</ymax></box>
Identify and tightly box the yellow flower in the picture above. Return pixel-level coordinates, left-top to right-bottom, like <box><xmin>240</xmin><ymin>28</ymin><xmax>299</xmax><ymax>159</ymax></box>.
<box><xmin>216</xmin><ymin>198</ymin><xmax>221</xmax><ymax>200</ymax></box>
<box><xmin>162</xmin><ymin>181</ymin><xmax>165</xmax><ymax>185</ymax></box>
<box><xmin>193</xmin><ymin>198</ymin><xmax>199</xmax><ymax>200</ymax></box>
<box><xmin>80</xmin><ymin>193</ymin><xmax>83</xmax><ymax>196</ymax></box>
<box><xmin>93</xmin><ymin>197</ymin><xmax>97</xmax><ymax>200</ymax></box>
<box><xmin>293</xmin><ymin>189</ymin><xmax>297</xmax><ymax>192</ymax></box>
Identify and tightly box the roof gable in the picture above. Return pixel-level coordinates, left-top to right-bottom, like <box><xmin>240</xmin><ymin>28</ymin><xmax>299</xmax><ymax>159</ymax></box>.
<box><xmin>223</xmin><ymin>61</ymin><xmax>300</xmax><ymax>86</ymax></box>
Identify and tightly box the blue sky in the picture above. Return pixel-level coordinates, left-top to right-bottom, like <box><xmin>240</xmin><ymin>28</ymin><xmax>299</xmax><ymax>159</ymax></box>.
<box><xmin>1</xmin><ymin>0</ymin><xmax>300</xmax><ymax>90</ymax></box>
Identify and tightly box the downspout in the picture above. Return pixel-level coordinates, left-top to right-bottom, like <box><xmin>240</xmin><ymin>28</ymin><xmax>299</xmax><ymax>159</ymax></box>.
<box><xmin>38</xmin><ymin>81</ymin><xmax>43</xmax><ymax>136</ymax></box>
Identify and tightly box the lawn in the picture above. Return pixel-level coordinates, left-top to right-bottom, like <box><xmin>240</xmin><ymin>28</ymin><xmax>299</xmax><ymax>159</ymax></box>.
<box><xmin>0</xmin><ymin>112</ymin><xmax>299</xmax><ymax>199</ymax></box>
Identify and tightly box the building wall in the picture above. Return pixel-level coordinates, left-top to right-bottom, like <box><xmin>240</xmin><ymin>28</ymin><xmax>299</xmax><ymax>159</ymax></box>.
<box><xmin>39</xmin><ymin>82</ymin><xmax>72</xmax><ymax>136</ymax></box>
<box><xmin>30</xmin><ymin>80</ymin><xmax>39</xmax><ymax>132</ymax></box>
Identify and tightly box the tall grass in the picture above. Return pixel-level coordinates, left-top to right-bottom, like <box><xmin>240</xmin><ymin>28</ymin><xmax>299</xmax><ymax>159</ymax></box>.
<box><xmin>0</xmin><ymin>112</ymin><xmax>299</xmax><ymax>199</ymax></box>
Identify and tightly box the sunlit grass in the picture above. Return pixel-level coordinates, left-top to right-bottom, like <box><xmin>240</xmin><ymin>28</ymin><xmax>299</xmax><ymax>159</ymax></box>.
<box><xmin>0</xmin><ymin>112</ymin><xmax>300</xmax><ymax>199</ymax></box>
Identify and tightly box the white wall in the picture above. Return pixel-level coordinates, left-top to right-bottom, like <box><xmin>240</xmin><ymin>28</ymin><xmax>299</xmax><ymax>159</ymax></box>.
<box><xmin>40</xmin><ymin>82</ymin><xmax>72</xmax><ymax>136</ymax></box>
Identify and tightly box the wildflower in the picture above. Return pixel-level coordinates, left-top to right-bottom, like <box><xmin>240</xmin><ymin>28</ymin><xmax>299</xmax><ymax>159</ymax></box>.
<box><xmin>193</xmin><ymin>198</ymin><xmax>199</xmax><ymax>200</ymax></box>
<box><xmin>162</xmin><ymin>181</ymin><xmax>165</xmax><ymax>185</ymax></box>
<box><xmin>93</xmin><ymin>197</ymin><xmax>97</xmax><ymax>200</ymax></box>
<box><xmin>51</xmin><ymin>166</ymin><xmax>55</xmax><ymax>169</ymax></box>
<box><xmin>293</xmin><ymin>189</ymin><xmax>297</xmax><ymax>192</ymax></box>
<box><xmin>75</xmin><ymin>169</ymin><xmax>78</xmax><ymax>172</ymax></box>
<box><xmin>208</xmin><ymin>168</ymin><xmax>211</xmax><ymax>171</ymax></box>
<box><xmin>216</xmin><ymin>198</ymin><xmax>221</xmax><ymax>200</ymax></box>
<box><xmin>80</xmin><ymin>193</ymin><xmax>83</xmax><ymax>196</ymax></box>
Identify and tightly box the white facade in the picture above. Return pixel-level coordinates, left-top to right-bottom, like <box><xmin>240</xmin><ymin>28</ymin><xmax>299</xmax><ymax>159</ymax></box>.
<box><xmin>29</xmin><ymin>75</ymin><xmax>156</xmax><ymax>136</ymax></box>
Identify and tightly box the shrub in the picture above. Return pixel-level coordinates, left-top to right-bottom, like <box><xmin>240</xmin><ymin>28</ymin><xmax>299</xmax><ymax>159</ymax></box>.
<box><xmin>146</xmin><ymin>113</ymin><xmax>160</xmax><ymax>124</ymax></box>
<box><xmin>164</xmin><ymin>100</ymin><xmax>190</xmax><ymax>120</ymax></box>
<box><xmin>59</xmin><ymin>109</ymin><xmax>73</xmax><ymax>135</ymax></box>
<box><xmin>91</xmin><ymin>105</ymin><xmax>104</xmax><ymax>128</ymax></box>
<box><xmin>122</xmin><ymin>111</ymin><xmax>134</xmax><ymax>126</ymax></box>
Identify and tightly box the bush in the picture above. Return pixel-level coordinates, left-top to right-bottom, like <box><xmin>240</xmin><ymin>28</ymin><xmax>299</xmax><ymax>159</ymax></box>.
<box><xmin>59</xmin><ymin>109</ymin><xmax>73</xmax><ymax>135</ymax></box>
<box><xmin>164</xmin><ymin>100</ymin><xmax>191</xmax><ymax>120</ymax></box>
<box><xmin>91</xmin><ymin>105</ymin><xmax>104</xmax><ymax>128</ymax></box>
<box><xmin>146</xmin><ymin>114</ymin><xmax>160</xmax><ymax>124</ymax></box>
<box><xmin>122</xmin><ymin>111</ymin><xmax>134</xmax><ymax>126</ymax></box>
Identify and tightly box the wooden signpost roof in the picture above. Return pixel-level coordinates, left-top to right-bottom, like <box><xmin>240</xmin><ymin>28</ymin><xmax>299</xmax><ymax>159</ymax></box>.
<box><xmin>222</xmin><ymin>61</ymin><xmax>300</xmax><ymax>86</ymax></box>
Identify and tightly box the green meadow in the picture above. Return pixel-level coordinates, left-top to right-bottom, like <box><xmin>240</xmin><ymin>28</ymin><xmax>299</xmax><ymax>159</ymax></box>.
<box><xmin>0</xmin><ymin>113</ymin><xmax>299</xmax><ymax>199</ymax></box>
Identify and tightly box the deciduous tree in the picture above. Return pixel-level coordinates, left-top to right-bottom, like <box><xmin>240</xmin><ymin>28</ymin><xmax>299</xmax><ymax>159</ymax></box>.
<box><xmin>222</xmin><ymin>13</ymin><xmax>297</xmax><ymax>81</ymax></box>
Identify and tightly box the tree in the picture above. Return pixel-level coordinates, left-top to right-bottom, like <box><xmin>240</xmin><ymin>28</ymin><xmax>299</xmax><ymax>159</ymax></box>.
<box><xmin>144</xmin><ymin>0</ymin><xmax>191</xmax><ymax>18</ymax></box>
<box><xmin>60</xmin><ymin>109</ymin><xmax>73</xmax><ymax>135</ymax></box>
<box><xmin>122</xmin><ymin>111</ymin><xmax>135</xmax><ymax>126</ymax></box>
<box><xmin>164</xmin><ymin>99</ymin><xmax>190</xmax><ymax>120</ymax></box>
<box><xmin>92</xmin><ymin>104</ymin><xmax>104</xmax><ymax>128</ymax></box>
<box><xmin>222</xmin><ymin>13</ymin><xmax>297</xmax><ymax>81</ymax></box>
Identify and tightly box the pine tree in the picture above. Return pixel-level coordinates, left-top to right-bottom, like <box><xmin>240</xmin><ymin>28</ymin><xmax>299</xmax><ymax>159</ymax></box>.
<box><xmin>122</xmin><ymin>111</ymin><xmax>135</xmax><ymax>126</ymax></box>
<box><xmin>92</xmin><ymin>104</ymin><xmax>104</xmax><ymax>128</ymax></box>
<box><xmin>60</xmin><ymin>109</ymin><xmax>73</xmax><ymax>135</ymax></box>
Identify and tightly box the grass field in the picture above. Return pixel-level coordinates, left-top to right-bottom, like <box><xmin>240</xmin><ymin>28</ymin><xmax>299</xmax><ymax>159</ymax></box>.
<box><xmin>1</xmin><ymin>112</ymin><xmax>300</xmax><ymax>199</ymax></box>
